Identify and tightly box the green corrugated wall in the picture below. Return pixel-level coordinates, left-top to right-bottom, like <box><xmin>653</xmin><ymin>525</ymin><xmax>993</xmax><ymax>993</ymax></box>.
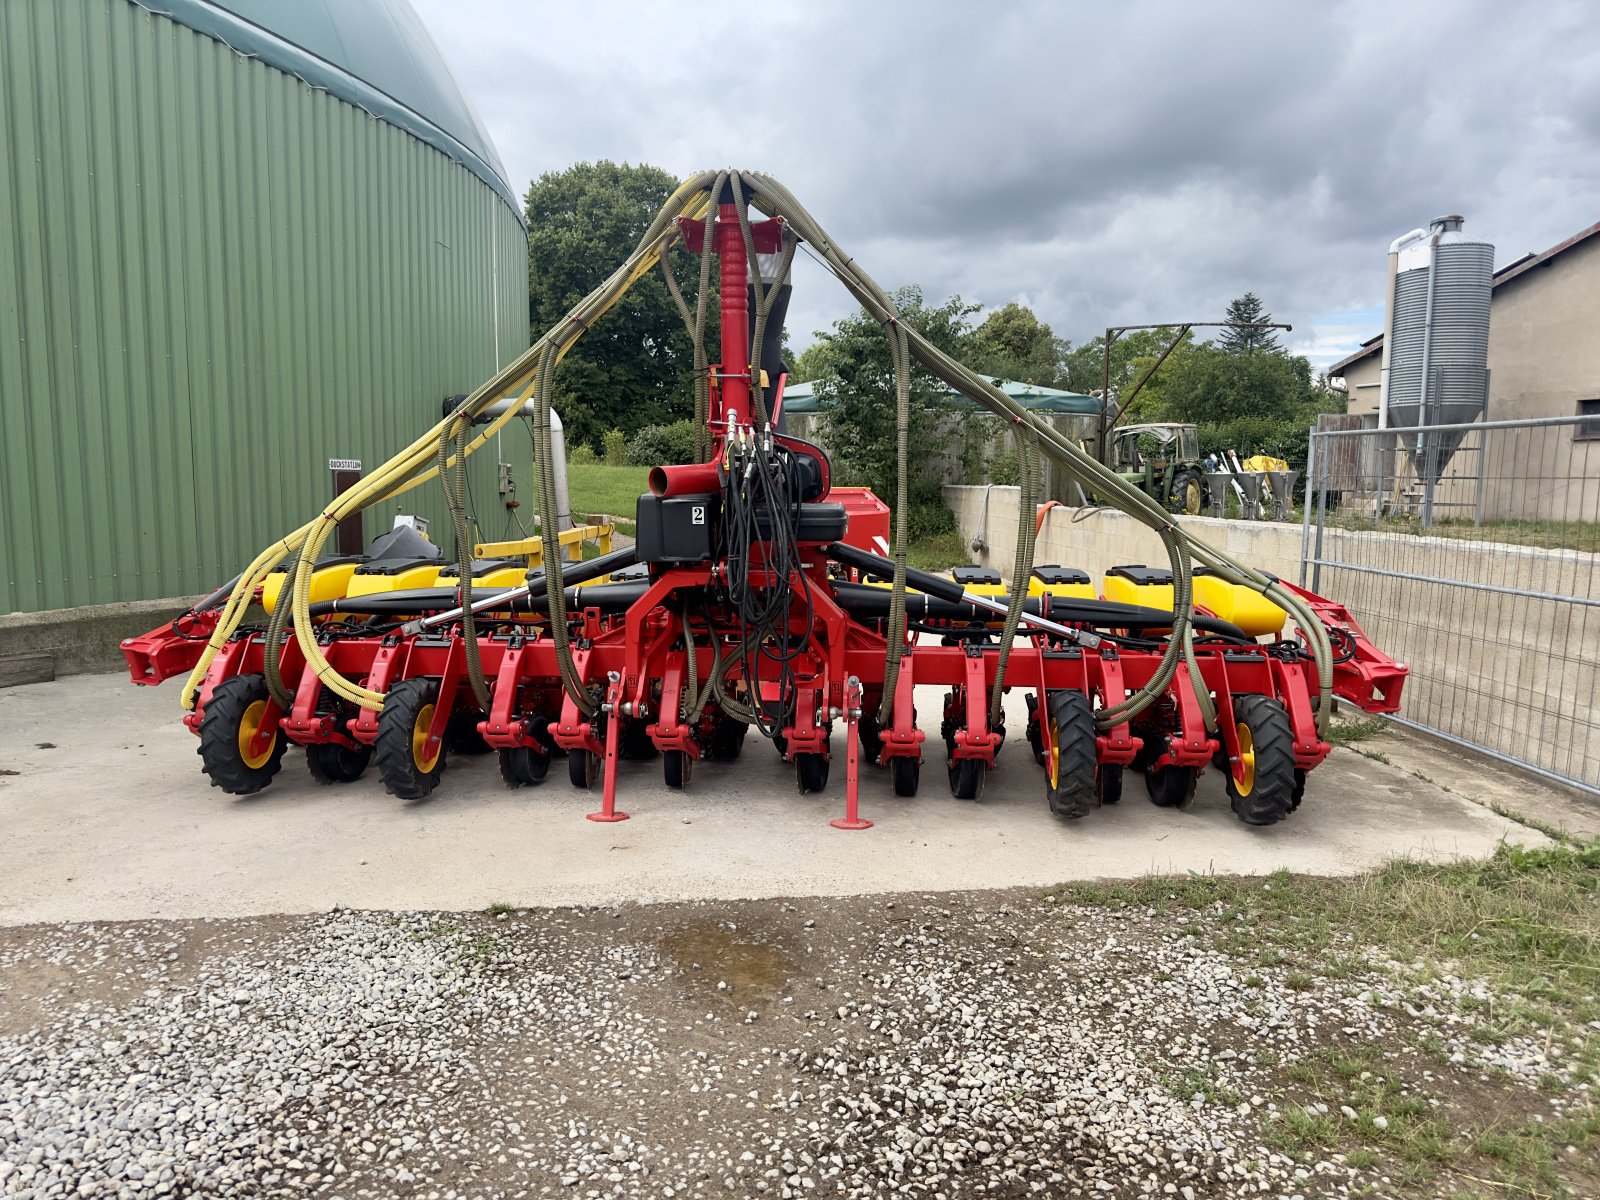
<box><xmin>0</xmin><ymin>0</ymin><xmax>530</xmax><ymax>614</ymax></box>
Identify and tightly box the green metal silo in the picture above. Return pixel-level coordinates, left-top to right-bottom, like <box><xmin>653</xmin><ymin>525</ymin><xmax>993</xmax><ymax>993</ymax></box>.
<box><xmin>0</xmin><ymin>0</ymin><xmax>529</xmax><ymax>645</ymax></box>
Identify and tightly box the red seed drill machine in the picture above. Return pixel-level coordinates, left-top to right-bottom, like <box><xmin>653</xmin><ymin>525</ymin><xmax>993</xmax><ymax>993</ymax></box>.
<box><xmin>123</xmin><ymin>170</ymin><xmax>1405</xmax><ymax>830</ymax></box>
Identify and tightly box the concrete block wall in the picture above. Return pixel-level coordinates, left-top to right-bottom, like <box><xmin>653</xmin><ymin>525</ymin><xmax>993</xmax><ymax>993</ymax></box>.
<box><xmin>943</xmin><ymin>485</ymin><xmax>1599</xmax><ymax>790</ymax></box>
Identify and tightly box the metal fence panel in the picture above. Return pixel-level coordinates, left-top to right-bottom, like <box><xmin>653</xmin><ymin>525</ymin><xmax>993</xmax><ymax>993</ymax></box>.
<box><xmin>1302</xmin><ymin>416</ymin><xmax>1599</xmax><ymax>795</ymax></box>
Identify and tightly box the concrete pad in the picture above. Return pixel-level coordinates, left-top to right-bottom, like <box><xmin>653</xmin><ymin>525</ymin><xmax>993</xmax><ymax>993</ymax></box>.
<box><xmin>0</xmin><ymin>674</ymin><xmax>1548</xmax><ymax>926</ymax></box>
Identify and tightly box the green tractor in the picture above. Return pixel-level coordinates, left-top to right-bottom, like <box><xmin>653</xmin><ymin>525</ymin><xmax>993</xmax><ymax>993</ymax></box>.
<box><xmin>1105</xmin><ymin>422</ymin><xmax>1206</xmax><ymax>515</ymax></box>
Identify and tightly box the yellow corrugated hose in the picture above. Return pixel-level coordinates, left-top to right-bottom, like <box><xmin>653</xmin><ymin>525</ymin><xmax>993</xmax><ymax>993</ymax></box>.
<box><xmin>180</xmin><ymin>176</ymin><xmax>716</xmax><ymax>712</ymax></box>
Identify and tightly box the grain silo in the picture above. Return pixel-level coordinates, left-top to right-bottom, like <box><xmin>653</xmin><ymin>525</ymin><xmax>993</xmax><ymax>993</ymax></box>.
<box><xmin>1378</xmin><ymin>215</ymin><xmax>1494</xmax><ymax>483</ymax></box>
<box><xmin>0</xmin><ymin>0</ymin><xmax>527</xmax><ymax>669</ymax></box>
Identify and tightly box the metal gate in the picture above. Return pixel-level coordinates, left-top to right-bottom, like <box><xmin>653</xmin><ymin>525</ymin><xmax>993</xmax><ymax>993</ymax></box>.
<box><xmin>1301</xmin><ymin>415</ymin><xmax>1600</xmax><ymax>796</ymax></box>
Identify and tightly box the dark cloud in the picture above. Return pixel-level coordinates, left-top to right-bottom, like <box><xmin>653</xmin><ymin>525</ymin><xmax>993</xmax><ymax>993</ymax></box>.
<box><xmin>417</xmin><ymin>0</ymin><xmax>1600</xmax><ymax>367</ymax></box>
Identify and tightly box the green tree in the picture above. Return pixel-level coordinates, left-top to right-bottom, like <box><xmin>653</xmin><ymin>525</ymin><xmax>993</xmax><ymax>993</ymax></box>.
<box><xmin>807</xmin><ymin>287</ymin><xmax>979</xmax><ymax>521</ymax></box>
<box><xmin>969</xmin><ymin>302</ymin><xmax>1068</xmax><ymax>385</ymax></box>
<box><xmin>1141</xmin><ymin>341</ymin><xmax>1311</xmax><ymax>423</ymax></box>
<box><xmin>1061</xmin><ymin>328</ymin><xmax>1171</xmax><ymax>402</ymax></box>
<box><xmin>1219</xmin><ymin>292</ymin><xmax>1282</xmax><ymax>355</ymax></box>
<box><xmin>788</xmin><ymin>340</ymin><xmax>830</xmax><ymax>385</ymax></box>
<box><xmin>525</xmin><ymin>161</ymin><xmax>704</xmax><ymax>449</ymax></box>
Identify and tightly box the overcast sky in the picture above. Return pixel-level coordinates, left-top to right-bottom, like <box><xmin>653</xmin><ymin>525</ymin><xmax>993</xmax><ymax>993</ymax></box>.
<box><xmin>414</xmin><ymin>0</ymin><xmax>1600</xmax><ymax>371</ymax></box>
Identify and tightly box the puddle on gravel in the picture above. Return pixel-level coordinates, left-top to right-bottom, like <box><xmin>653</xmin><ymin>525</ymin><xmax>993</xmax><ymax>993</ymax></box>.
<box><xmin>659</xmin><ymin>924</ymin><xmax>793</xmax><ymax>1001</ymax></box>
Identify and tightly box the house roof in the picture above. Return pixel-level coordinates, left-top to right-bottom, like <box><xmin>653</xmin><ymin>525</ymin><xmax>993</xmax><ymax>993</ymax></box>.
<box><xmin>1326</xmin><ymin>219</ymin><xmax>1600</xmax><ymax>379</ymax></box>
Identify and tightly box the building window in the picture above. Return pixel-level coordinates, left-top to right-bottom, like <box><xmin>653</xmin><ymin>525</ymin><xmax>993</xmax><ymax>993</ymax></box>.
<box><xmin>1580</xmin><ymin>399</ymin><xmax>1600</xmax><ymax>441</ymax></box>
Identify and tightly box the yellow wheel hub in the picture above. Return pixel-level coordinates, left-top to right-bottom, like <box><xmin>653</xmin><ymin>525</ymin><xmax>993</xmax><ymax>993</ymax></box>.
<box><xmin>1233</xmin><ymin>721</ymin><xmax>1255</xmax><ymax>796</ymax></box>
<box><xmin>412</xmin><ymin>703</ymin><xmax>441</xmax><ymax>773</ymax></box>
<box><xmin>237</xmin><ymin>699</ymin><xmax>276</xmax><ymax>770</ymax></box>
<box><xmin>1183</xmin><ymin>480</ymin><xmax>1201</xmax><ymax>514</ymax></box>
<box><xmin>1047</xmin><ymin>716</ymin><xmax>1060</xmax><ymax>789</ymax></box>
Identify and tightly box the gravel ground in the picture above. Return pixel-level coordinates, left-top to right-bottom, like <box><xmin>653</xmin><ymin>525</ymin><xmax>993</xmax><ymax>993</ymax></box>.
<box><xmin>1</xmin><ymin>889</ymin><xmax>1592</xmax><ymax>1199</ymax></box>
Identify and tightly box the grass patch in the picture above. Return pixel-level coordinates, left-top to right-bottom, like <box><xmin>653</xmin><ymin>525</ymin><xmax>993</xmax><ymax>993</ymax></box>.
<box><xmin>1047</xmin><ymin>841</ymin><xmax>1600</xmax><ymax>1040</ymax></box>
<box><xmin>906</xmin><ymin>530</ymin><xmax>970</xmax><ymax>571</ymax></box>
<box><xmin>1049</xmin><ymin>843</ymin><xmax>1600</xmax><ymax>1196</ymax></box>
<box><xmin>1324</xmin><ymin>511</ymin><xmax>1600</xmax><ymax>554</ymax></box>
<box><xmin>567</xmin><ymin>462</ymin><xmax>651</xmax><ymax>522</ymax></box>
<box><xmin>1328</xmin><ymin>715</ymin><xmax>1388</xmax><ymax>746</ymax></box>
<box><xmin>484</xmin><ymin>901</ymin><xmax>517</xmax><ymax>917</ymax></box>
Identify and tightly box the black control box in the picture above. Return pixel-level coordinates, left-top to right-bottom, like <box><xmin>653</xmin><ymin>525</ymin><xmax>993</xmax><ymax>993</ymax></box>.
<box><xmin>635</xmin><ymin>492</ymin><xmax>720</xmax><ymax>564</ymax></box>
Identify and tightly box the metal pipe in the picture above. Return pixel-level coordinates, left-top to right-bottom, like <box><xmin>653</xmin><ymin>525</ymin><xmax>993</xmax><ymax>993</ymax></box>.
<box><xmin>475</xmin><ymin>398</ymin><xmax>574</xmax><ymax>534</ymax></box>
<box><xmin>548</xmin><ymin>407</ymin><xmax>573</xmax><ymax>534</ymax></box>
<box><xmin>1299</xmin><ymin>427</ymin><xmax>1317</xmax><ymax>587</ymax></box>
<box><xmin>1417</xmin><ymin>225</ymin><xmax>1443</xmax><ymax>527</ymax></box>
<box><xmin>1312</xmin><ymin>414</ymin><xmax>1588</xmax><ymax>437</ymax></box>
<box><xmin>1378</xmin><ymin>227</ymin><xmax>1426</xmax><ymax>431</ymax></box>
<box><xmin>399</xmin><ymin>545</ymin><xmax>638</xmax><ymax>634</ymax></box>
<box><xmin>650</xmin><ymin>462</ymin><xmax>721</xmax><ymax>496</ymax></box>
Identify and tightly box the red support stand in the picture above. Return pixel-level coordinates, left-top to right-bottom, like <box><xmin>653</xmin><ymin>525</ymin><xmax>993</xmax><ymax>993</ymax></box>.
<box><xmin>587</xmin><ymin>673</ymin><xmax>630</xmax><ymax>823</ymax></box>
<box><xmin>832</xmin><ymin>676</ymin><xmax>872</xmax><ymax>830</ymax></box>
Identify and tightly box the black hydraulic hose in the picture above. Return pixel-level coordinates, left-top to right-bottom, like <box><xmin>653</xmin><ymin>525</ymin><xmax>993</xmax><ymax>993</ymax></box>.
<box><xmin>262</xmin><ymin>550</ymin><xmax>303</xmax><ymax>707</ymax></box>
<box><xmin>439</xmin><ymin>414</ymin><xmax>491</xmax><ymax>710</ymax></box>
<box><xmin>306</xmin><ymin>581</ymin><xmax>652</xmax><ymax>619</ymax></box>
<box><xmin>302</xmin><ymin>546</ymin><xmax>638</xmax><ymax>619</ymax></box>
<box><xmin>828</xmin><ymin>581</ymin><xmax>1249</xmax><ymax>640</ymax></box>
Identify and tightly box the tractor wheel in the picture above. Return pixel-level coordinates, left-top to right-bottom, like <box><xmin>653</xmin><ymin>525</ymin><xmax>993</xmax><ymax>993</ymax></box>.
<box><xmin>707</xmin><ymin>719</ymin><xmax>748</xmax><ymax>762</ymax></box>
<box><xmin>498</xmin><ymin>745</ymin><xmax>549</xmax><ymax>788</ymax></box>
<box><xmin>1289</xmin><ymin>768</ymin><xmax>1307</xmax><ymax>813</ymax></box>
<box><xmin>568</xmin><ymin>748</ymin><xmax>600</xmax><ymax>790</ymax></box>
<box><xmin>306</xmin><ymin>741</ymin><xmax>371</xmax><ymax>784</ymax></box>
<box><xmin>1146</xmin><ymin>762</ymin><xmax>1197</xmax><ymax>809</ymax></box>
<box><xmin>1096</xmin><ymin>763</ymin><xmax>1124</xmax><ymax>806</ymax></box>
<box><xmin>197</xmin><ymin>674</ymin><xmax>288</xmax><ymax>795</ymax></box>
<box><xmin>949</xmin><ymin>756</ymin><xmax>986</xmax><ymax>801</ymax></box>
<box><xmin>1168</xmin><ymin>468</ymin><xmax>1205</xmax><ymax>516</ymax></box>
<box><xmin>663</xmin><ymin>749</ymin><xmax>691</xmax><ymax>790</ymax></box>
<box><xmin>796</xmin><ymin>752</ymin><xmax>829</xmax><ymax>794</ymax></box>
<box><xmin>890</xmin><ymin>755</ymin><xmax>920</xmax><ymax>797</ymax></box>
<box><xmin>1225</xmin><ymin>695</ymin><xmax>1297</xmax><ymax>826</ymax></box>
<box><xmin>374</xmin><ymin>679</ymin><xmax>446</xmax><ymax>800</ymax></box>
<box><xmin>1045</xmin><ymin>690</ymin><xmax>1097</xmax><ymax>819</ymax></box>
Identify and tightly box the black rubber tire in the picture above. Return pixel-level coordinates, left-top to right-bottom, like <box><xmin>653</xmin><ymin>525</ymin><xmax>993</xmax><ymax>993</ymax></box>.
<box><xmin>1146</xmin><ymin>763</ymin><xmax>1197</xmax><ymax>809</ymax></box>
<box><xmin>498</xmin><ymin>745</ymin><xmax>550</xmax><ymax>788</ymax></box>
<box><xmin>445</xmin><ymin>708</ymin><xmax>491</xmax><ymax>756</ymax></box>
<box><xmin>1226</xmin><ymin>695</ymin><xmax>1297</xmax><ymax>826</ymax></box>
<box><xmin>890</xmin><ymin>755</ymin><xmax>920</xmax><ymax>797</ymax></box>
<box><xmin>795</xmin><ymin>752</ymin><xmax>829</xmax><ymax>793</ymax></box>
<box><xmin>619</xmin><ymin>719</ymin><xmax>658</xmax><ymax>761</ymax></box>
<box><xmin>856</xmin><ymin>713</ymin><xmax>882</xmax><ymax>767</ymax></box>
<box><xmin>707</xmin><ymin>719</ymin><xmax>748</xmax><ymax>762</ymax></box>
<box><xmin>663</xmin><ymin>749</ymin><xmax>691</xmax><ymax>790</ymax></box>
<box><xmin>1025</xmin><ymin>694</ymin><xmax>1046</xmax><ymax>766</ymax></box>
<box><xmin>1290</xmin><ymin>768</ymin><xmax>1307</xmax><ymax>813</ymax></box>
<box><xmin>1169</xmin><ymin>468</ymin><xmax>1205</xmax><ymax>516</ymax></box>
<box><xmin>1096</xmin><ymin>763</ymin><xmax>1124</xmax><ymax>806</ymax></box>
<box><xmin>568</xmin><ymin>748</ymin><xmax>601</xmax><ymax>790</ymax></box>
<box><xmin>305</xmin><ymin>740</ymin><xmax>371</xmax><ymax>784</ymax></box>
<box><xmin>374</xmin><ymin>679</ymin><xmax>446</xmax><ymax>800</ymax></box>
<box><xmin>1046</xmin><ymin>690</ymin><xmax>1097</xmax><ymax>819</ymax></box>
<box><xmin>949</xmin><ymin>756</ymin><xmax>986</xmax><ymax>801</ymax></box>
<box><xmin>198</xmin><ymin>674</ymin><xmax>287</xmax><ymax>796</ymax></box>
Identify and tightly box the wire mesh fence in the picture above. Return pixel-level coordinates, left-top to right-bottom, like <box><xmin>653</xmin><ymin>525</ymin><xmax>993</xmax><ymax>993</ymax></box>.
<box><xmin>1302</xmin><ymin>416</ymin><xmax>1599</xmax><ymax>795</ymax></box>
